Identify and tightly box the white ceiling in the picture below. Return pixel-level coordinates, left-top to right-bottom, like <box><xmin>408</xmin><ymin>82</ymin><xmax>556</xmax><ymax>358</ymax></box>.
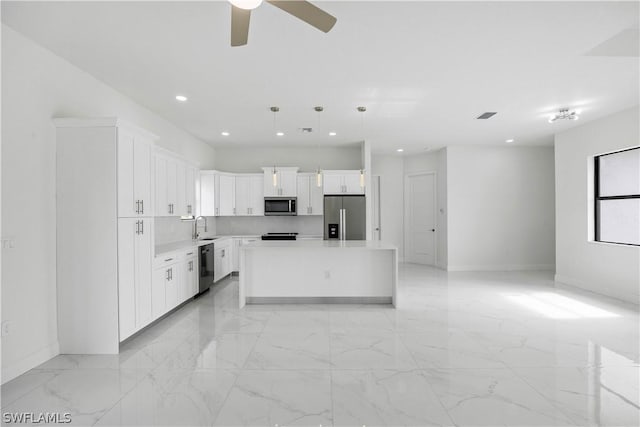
<box><xmin>2</xmin><ymin>1</ymin><xmax>639</xmax><ymax>153</ymax></box>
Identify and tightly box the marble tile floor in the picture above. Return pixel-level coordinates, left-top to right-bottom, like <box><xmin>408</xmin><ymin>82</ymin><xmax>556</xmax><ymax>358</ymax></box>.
<box><xmin>2</xmin><ymin>264</ymin><xmax>639</xmax><ymax>426</ymax></box>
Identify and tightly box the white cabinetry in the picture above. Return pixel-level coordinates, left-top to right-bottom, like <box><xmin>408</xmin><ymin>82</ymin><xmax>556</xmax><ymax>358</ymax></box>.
<box><xmin>156</xmin><ymin>154</ymin><xmax>178</xmax><ymax>216</ymax></box>
<box><xmin>117</xmin><ymin>128</ymin><xmax>153</xmax><ymax>217</ymax></box>
<box><xmin>322</xmin><ymin>170</ymin><xmax>364</xmax><ymax>195</ymax></box>
<box><xmin>232</xmin><ymin>236</ymin><xmax>259</xmax><ymax>272</ymax></box>
<box><xmin>263</xmin><ymin>167</ymin><xmax>298</xmax><ymax>197</ymax></box>
<box><xmin>185</xmin><ymin>165</ymin><xmax>197</xmax><ymax>216</ymax></box>
<box><xmin>184</xmin><ymin>251</ymin><xmax>198</xmax><ymax>300</ymax></box>
<box><xmin>218</xmin><ymin>174</ymin><xmax>236</xmax><ymax>216</ymax></box>
<box><xmin>235</xmin><ymin>174</ymin><xmax>264</xmax><ymax>216</ymax></box>
<box><xmin>152</xmin><ymin>248</ymin><xmax>198</xmax><ymax>319</ymax></box>
<box><xmin>117</xmin><ymin>217</ymin><xmax>154</xmax><ymax>340</ymax></box>
<box><xmin>214</xmin><ymin>239</ymin><xmax>232</xmax><ymax>282</ymax></box>
<box><xmin>156</xmin><ymin>150</ymin><xmax>198</xmax><ymax>217</ymax></box>
<box><xmin>201</xmin><ymin>171</ymin><xmax>259</xmax><ymax>217</ymax></box>
<box><xmin>55</xmin><ymin>118</ymin><xmax>157</xmax><ymax>354</ymax></box>
<box><xmin>297</xmin><ymin>174</ymin><xmax>324</xmax><ymax>215</ymax></box>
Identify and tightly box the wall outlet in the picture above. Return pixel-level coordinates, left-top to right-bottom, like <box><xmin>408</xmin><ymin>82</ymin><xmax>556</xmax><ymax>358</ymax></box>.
<box><xmin>1</xmin><ymin>320</ymin><xmax>13</xmax><ymax>337</ymax></box>
<box><xmin>324</xmin><ymin>270</ymin><xmax>331</xmax><ymax>279</ymax></box>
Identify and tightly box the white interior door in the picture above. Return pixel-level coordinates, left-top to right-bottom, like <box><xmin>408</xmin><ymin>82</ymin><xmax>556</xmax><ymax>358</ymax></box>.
<box><xmin>405</xmin><ymin>173</ymin><xmax>436</xmax><ymax>265</ymax></box>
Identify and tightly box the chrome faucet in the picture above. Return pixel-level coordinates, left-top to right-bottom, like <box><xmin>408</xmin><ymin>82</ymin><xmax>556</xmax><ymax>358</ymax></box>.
<box><xmin>193</xmin><ymin>216</ymin><xmax>208</xmax><ymax>240</ymax></box>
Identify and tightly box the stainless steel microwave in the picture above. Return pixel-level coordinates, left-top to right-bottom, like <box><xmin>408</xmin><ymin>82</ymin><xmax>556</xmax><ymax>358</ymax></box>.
<box><xmin>264</xmin><ymin>197</ymin><xmax>297</xmax><ymax>216</ymax></box>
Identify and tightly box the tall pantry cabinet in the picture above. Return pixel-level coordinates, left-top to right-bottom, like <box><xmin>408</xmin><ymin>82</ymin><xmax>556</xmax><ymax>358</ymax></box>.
<box><xmin>55</xmin><ymin>118</ymin><xmax>156</xmax><ymax>354</ymax></box>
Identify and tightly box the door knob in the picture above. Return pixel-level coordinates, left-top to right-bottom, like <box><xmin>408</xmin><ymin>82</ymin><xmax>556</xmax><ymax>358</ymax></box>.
<box><xmin>431</xmin><ymin>229</ymin><xmax>435</xmax><ymax>232</ymax></box>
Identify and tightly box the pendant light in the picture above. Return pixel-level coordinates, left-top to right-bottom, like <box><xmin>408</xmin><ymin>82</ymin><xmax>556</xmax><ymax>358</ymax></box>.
<box><xmin>270</xmin><ymin>106</ymin><xmax>280</xmax><ymax>187</ymax></box>
<box><xmin>314</xmin><ymin>106</ymin><xmax>324</xmax><ymax>187</ymax></box>
<box><xmin>357</xmin><ymin>106</ymin><xmax>367</xmax><ymax>188</ymax></box>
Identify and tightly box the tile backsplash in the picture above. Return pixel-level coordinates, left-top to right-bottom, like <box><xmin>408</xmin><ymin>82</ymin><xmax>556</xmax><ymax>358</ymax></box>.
<box><xmin>214</xmin><ymin>216</ymin><xmax>323</xmax><ymax>236</ymax></box>
<box><xmin>154</xmin><ymin>217</ymin><xmax>201</xmax><ymax>245</ymax></box>
<box><xmin>154</xmin><ymin>215</ymin><xmax>322</xmax><ymax>245</ymax></box>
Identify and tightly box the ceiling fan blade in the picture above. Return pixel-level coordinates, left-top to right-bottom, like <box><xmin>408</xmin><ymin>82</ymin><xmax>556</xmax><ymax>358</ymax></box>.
<box><xmin>267</xmin><ymin>0</ymin><xmax>337</xmax><ymax>33</ymax></box>
<box><xmin>231</xmin><ymin>5</ymin><xmax>251</xmax><ymax>47</ymax></box>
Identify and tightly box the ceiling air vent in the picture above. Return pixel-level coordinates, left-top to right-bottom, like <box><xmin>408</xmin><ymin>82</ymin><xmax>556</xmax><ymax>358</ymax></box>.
<box><xmin>477</xmin><ymin>112</ymin><xmax>497</xmax><ymax>120</ymax></box>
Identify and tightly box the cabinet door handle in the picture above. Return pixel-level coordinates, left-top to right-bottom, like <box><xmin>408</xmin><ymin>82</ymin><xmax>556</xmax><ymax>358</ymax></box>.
<box><xmin>135</xmin><ymin>220</ymin><xmax>139</xmax><ymax>235</ymax></box>
<box><xmin>215</xmin><ymin>207</ymin><xmax>219</xmax><ymax>216</ymax></box>
<box><xmin>221</xmin><ymin>249</ymin><xmax>225</xmax><ymax>257</ymax></box>
<box><xmin>135</xmin><ymin>200</ymin><xmax>140</xmax><ymax>214</ymax></box>
<box><xmin>170</xmin><ymin>268</ymin><xmax>173</xmax><ymax>281</ymax></box>
<box><xmin>164</xmin><ymin>258</ymin><xmax>173</xmax><ymax>262</ymax></box>
<box><xmin>140</xmin><ymin>220</ymin><xmax>144</xmax><ymax>235</ymax></box>
<box><xmin>186</xmin><ymin>252</ymin><xmax>193</xmax><ymax>256</ymax></box>
<box><xmin>141</xmin><ymin>200</ymin><xmax>144</xmax><ymax>214</ymax></box>
<box><xmin>166</xmin><ymin>269</ymin><xmax>170</xmax><ymax>281</ymax></box>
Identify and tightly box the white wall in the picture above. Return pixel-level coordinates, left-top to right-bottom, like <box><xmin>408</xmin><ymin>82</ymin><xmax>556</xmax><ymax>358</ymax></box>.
<box><xmin>446</xmin><ymin>145</ymin><xmax>555</xmax><ymax>271</ymax></box>
<box><xmin>214</xmin><ymin>146</ymin><xmax>362</xmax><ymax>173</ymax></box>
<box><xmin>372</xmin><ymin>150</ymin><xmax>447</xmax><ymax>265</ymax></box>
<box><xmin>372</xmin><ymin>155</ymin><xmax>405</xmax><ymax>258</ymax></box>
<box><xmin>1</xmin><ymin>25</ymin><xmax>216</xmax><ymax>383</ymax></box>
<box><xmin>555</xmin><ymin>107</ymin><xmax>640</xmax><ymax>304</ymax></box>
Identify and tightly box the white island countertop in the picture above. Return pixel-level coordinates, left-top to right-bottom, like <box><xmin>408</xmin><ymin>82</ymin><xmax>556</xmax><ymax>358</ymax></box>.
<box><xmin>242</xmin><ymin>239</ymin><xmax>397</xmax><ymax>250</ymax></box>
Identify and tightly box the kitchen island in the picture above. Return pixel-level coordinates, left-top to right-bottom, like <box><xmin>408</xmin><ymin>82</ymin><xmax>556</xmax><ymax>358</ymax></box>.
<box><xmin>239</xmin><ymin>240</ymin><xmax>398</xmax><ymax>308</ymax></box>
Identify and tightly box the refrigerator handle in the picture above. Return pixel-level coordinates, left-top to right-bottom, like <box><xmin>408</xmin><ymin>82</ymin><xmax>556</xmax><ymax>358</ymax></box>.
<box><xmin>340</xmin><ymin>208</ymin><xmax>346</xmax><ymax>241</ymax></box>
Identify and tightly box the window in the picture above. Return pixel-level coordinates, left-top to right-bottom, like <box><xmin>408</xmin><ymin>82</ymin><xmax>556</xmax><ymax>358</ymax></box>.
<box><xmin>594</xmin><ymin>147</ymin><xmax>640</xmax><ymax>246</ymax></box>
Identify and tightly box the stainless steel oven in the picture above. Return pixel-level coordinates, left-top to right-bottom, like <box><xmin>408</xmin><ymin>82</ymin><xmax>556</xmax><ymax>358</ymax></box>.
<box><xmin>264</xmin><ymin>197</ymin><xmax>297</xmax><ymax>216</ymax></box>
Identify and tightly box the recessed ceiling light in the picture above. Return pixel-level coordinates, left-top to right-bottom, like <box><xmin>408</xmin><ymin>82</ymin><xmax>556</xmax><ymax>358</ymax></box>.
<box><xmin>221</xmin><ymin>131</ymin><xmax>230</xmax><ymax>136</ymax></box>
<box><xmin>505</xmin><ymin>139</ymin><xmax>514</xmax><ymax>143</ymax></box>
<box><xmin>276</xmin><ymin>132</ymin><xmax>284</xmax><ymax>136</ymax></box>
<box><xmin>329</xmin><ymin>132</ymin><xmax>337</xmax><ymax>136</ymax></box>
<box><xmin>397</xmin><ymin>149</ymin><xmax>404</xmax><ymax>152</ymax></box>
<box><xmin>175</xmin><ymin>95</ymin><xmax>188</xmax><ymax>102</ymax></box>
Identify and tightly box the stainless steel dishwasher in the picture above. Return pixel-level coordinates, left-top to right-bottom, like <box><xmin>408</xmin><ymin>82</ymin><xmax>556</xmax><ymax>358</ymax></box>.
<box><xmin>198</xmin><ymin>243</ymin><xmax>215</xmax><ymax>294</ymax></box>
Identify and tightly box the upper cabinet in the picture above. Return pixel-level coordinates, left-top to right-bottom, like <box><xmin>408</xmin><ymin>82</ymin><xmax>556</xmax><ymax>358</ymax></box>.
<box><xmin>155</xmin><ymin>149</ymin><xmax>198</xmax><ymax>217</ymax></box>
<box><xmin>200</xmin><ymin>171</ymin><xmax>217</xmax><ymax>216</ymax></box>
<box><xmin>297</xmin><ymin>174</ymin><xmax>323</xmax><ymax>215</ymax></box>
<box><xmin>200</xmin><ymin>171</ymin><xmax>235</xmax><ymax>217</ymax></box>
<box><xmin>218</xmin><ymin>174</ymin><xmax>236</xmax><ymax>216</ymax></box>
<box><xmin>235</xmin><ymin>174</ymin><xmax>264</xmax><ymax>216</ymax></box>
<box><xmin>185</xmin><ymin>165</ymin><xmax>197</xmax><ymax>216</ymax></box>
<box><xmin>322</xmin><ymin>170</ymin><xmax>365</xmax><ymax>195</ymax></box>
<box><xmin>117</xmin><ymin>127</ymin><xmax>154</xmax><ymax>217</ymax></box>
<box><xmin>262</xmin><ymin>167</ymin><xmax>298</xmax><ymax>197</ymax></box>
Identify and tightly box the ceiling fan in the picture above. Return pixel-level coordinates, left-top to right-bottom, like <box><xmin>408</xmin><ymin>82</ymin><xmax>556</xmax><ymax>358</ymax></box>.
<box><xmin>229</xmin><ymin>0</ymin><xmax>337</xmax><ymax>47</ymax></box>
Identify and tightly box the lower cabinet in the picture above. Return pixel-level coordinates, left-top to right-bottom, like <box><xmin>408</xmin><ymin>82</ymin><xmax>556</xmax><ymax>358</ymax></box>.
<box><xmin>152</xmin><ymin>262</ymin><xmax>172</xmax><ymax>319</ymax></box>
<box><xmin>232</xmin><ymin>238</ymin><xmax>242</xmax><ymax>272</ymax></box>
<box><xmin>153</xmin><ymin>249</ymin><xmax>200</xmax><ymax>319</ymax></box>
<box><xmin>184</xmin><ymin>254</ymin><xmax>198</xmax><ymax>301</ymax></box>
<box><xmin>214</xmin><ymin>239</ymin><xmax>232</xmax><ymax>282</ymax></box>
<box><xmin>231</xmin><ymin>237</ymin><xmax>259</xmax><ymax>273</ymax></box>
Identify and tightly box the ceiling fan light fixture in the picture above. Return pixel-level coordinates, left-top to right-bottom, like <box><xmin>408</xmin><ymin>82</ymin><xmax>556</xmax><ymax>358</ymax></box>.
<box><xmin>229</xmin><ymin>0</ymin><xmax>263</xmax><ymax>10</ymax></box>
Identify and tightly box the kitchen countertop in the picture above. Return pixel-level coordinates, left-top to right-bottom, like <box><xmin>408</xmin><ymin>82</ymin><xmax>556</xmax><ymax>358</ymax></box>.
<box><xmin>154</xmin><ymin>234</ymin><xmax>323</xmax><ymax>256</ymax></box>
<box><xmin>242</xmin><ymin>240</ymin><xmax>397</xmax><ymax>250</ymax></box>
<box><xmin>155</xmin><ymin>238</ymin><xmax>223</xmax><ymax>256</ymax></box>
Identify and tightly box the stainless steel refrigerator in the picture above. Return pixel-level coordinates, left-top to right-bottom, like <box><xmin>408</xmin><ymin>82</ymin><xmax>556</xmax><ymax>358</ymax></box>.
<box><xmin>323</xmin><ymin>195</ymin><xmax>366</xmax><ymax>240</ymax></box>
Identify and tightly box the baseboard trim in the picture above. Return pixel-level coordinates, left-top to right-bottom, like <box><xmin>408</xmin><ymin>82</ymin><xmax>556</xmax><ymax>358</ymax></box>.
<box><xmin>447</xmin><ymin>264</ymin><xmax>555</xmax><ymax>272</ymax></box>
<box><xmin>2</xmin><ymin>341</ymin><xmax>60</xmax><ymax>385</ymax></box>
<box><xmin>554</xmin><ymin>274</ymin><xmax>639</xmax><ymax>306</ymax></box>
<box><xmin>246</xmin><ymin>296</ymin><xmax>392</xmax><ymax>305</ymax></box>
